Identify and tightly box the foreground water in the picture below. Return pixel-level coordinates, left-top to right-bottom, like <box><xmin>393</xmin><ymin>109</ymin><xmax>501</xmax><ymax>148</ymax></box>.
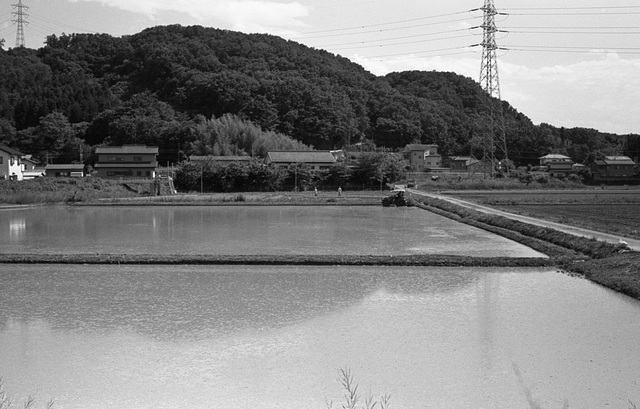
<box><xmin>0</xmin><ymin>206</ymin><xmax>544</xmax><ymax>257</ymax></box>
<box><xmin>1</xmin><ymin>264</ymin><xmax>639</xmax><ymax>409</ymax></box>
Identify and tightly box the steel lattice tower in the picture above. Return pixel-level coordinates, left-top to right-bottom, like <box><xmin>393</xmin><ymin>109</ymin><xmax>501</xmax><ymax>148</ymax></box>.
<box><xmin>478</xmin><ymin>0</ymin><xmax>508</xmax><ymax>177</ymax></box>
<box><xmin>11</xmin><ymin>0</ymin><xmax>29</xmax><ymax>48</ymax></box>
<box><xmin>479</xmin><ymin>0</ymin><xmax>500</xmax><ymax>99</ymax></box>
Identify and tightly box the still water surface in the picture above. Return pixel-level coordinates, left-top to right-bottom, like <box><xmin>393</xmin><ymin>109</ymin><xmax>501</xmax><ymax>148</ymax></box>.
<box><xmin>0</xmin><ymin>206</ymin><xmax>543</xmax><ymax>257</ymax></box>
<box><xmin>1</xmin><ymin>206</ymin><xmax>638</xmax><ymax>408</ymax></box>
<box><xmin>1</xmin><ymin>265</ymin><xmax>639</xmax><ymax>409</ymax></box>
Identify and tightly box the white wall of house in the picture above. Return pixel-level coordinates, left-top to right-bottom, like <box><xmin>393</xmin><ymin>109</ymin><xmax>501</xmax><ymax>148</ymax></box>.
<box><xmin>0</xmin><ymin>150</ymin><xmax>24</xmax><ymax>180</ymax></box>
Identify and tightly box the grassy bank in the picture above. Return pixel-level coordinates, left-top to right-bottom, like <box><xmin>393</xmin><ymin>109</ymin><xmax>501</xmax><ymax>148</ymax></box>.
<box><xmin>410</xmin><ymin>195</ymin><xmax>640</xmax><ymax>300</ymax></box>
<box><xmin>0</xmin><ymin>253</ymin><xmax>552</xmax><ymax>267</ymax></box>
<box><xmin>87</xmin><ymin>190</ymin><xmax>387</xmax><ymax>206</ymax></box>
<box><xmin>0</xmin><ymin>178</ymin><xmax>137</xmax><ymax>204</ymax></box>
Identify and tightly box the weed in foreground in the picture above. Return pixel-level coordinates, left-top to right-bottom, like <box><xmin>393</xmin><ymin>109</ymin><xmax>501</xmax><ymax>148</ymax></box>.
<box><xmin>0</xmin><ymin>379</ymin><xmax>54</xmax><ymax>409</ymax></box>
<box><xmin>326</xmin><ymin>368</ymin><xmax>391</xmax><ymax>409</ymax></box>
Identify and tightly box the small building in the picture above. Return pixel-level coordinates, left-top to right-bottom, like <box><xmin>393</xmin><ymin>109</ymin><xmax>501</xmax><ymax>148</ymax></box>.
<box><xmin>21</xmin><ymin>155</ymin><xmax>39</xmax><ymax>171</ymax></box>
<box><xmin>265</xmin><ymin>151</ymin><xmax>336</xmax><ymax>171</ymax></box>
<box><xmin>189</xmin><ymin>156</ymin><xmax>252</xmax><ymax>166</ymax></box>
<box><xmin>94</xmin><ymin>145</ymin><xmax>159</xmax><ymax>179</ymax></box>
<box><xmin>0</xmin><ymin>145</ymin><xmax>25</xmax><ymax>181</ymax></box>
<box><xmin>404</xmin><ymin>144</ymin><xmax>442</xmax><ymax>172</ymax></box>
<box><xmin>539</xmin><ymin>154</ymin><xmax>574</xmax><ymax>178</ymax></box>
<box><xmin>45</xmin><ymin>164</ymin><xmax>85</xmax><ymax>178</ymax></box>
<box><xmin>589</xmin><ymin>156</ymin><xmax>637</xmax><ymax>182</ymax></box>
<box><xmin>448</xmin><ymin>156</ymin><xmax>487</xmax><ymax>174</ymax></box>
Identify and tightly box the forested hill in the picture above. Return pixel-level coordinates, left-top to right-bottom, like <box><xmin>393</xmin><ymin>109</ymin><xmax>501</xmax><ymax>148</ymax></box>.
<box><xmin>0</xmin><ymin>24</ymin><xmax>634</xmax><ymax>165</ymax></box>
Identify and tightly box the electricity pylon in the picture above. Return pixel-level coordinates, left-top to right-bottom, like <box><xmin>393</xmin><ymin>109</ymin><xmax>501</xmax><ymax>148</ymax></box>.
<box><xmin>478</xmin><ymin>0</ymin><xmax>508</xmax><ymax>177</ymax></box>
<box><xmin>11</xmin><ymin>0</ymin><xmax>29</xmax><ymax>48</ymax></box>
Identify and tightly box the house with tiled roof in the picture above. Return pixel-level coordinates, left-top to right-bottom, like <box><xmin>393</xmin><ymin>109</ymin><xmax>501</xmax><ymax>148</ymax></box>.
<box><xmin>265</xmin><ymin>151</ymin><xmax>336</xmax><ymax>171</ymax></box>
<box><xmin>189</xmin><ymin>156</ymin><xmax>252</xmax><ymax>165</ymax></box>
<box><xmin>448</xmin><ymin>156</ymin><xmax>489</xmax><ymax>174</ymax></box>
<box><xmin>589</xmin><ymin>156</ymin><xmax>637</xmax><ymax>182</ymax></box>
<box><xmin>539</xmin><ymin>154</ymin><xmax>575</xmax><ymax>178</ymax></box>
<box><xmin>45</xmin><ymin>164</ymin><xmax>86</xmax><ymax>177</ymax></box>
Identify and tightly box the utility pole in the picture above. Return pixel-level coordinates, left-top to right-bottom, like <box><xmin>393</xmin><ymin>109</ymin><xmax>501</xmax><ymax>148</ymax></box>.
<box><xmin>478</xmin><ymin>0</ymin><xmax>508</xmax><ymax>177</ymax></box>
<box><xmin>11</xmin><ymin>0</ymin><xmax>29</xmax><ymax>48</ymax></box>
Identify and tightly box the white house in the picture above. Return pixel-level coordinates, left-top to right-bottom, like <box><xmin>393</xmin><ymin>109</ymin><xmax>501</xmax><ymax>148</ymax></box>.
<box><xmin>0</xmin><ymin>145</ymin><xmax>25</xmax><ymax>181</ymax></box>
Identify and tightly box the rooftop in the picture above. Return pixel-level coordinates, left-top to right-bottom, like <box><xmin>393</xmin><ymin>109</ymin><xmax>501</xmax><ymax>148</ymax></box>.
<box><xmin>267</xmin><ymin>151</ymin><xmax>337</xmax><ymax>164</ymax></box>
<box><xmin>95</xmin><ymin>145</ymin><xmax>159</xmax><ymax>155</ymax></box>
<box><xmin>46</xmin><ymin>164</ymin><xmax>85</xmax><ymax>170</ymax></box>
<box><xmin>189</xmin><ymin>156</ymin><xmax>251</xmax><ymax>162</ymax></box>
<box><xmin>405</xmin><ymin>144</ymin><xmax>438</xmax><ymax>151</ymax></box>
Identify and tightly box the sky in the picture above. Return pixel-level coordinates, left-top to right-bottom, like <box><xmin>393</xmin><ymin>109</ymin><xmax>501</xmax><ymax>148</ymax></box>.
<box><xmin>1</xmin><ymin>0</ymin><xmax>639</xmax><ymax>135</ymax></box>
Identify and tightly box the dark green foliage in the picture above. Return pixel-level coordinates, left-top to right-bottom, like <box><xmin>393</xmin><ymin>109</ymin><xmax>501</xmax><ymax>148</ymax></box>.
<box><xmin>174</xmin><ymin>159</ymin><xmax>286</xmax><ymax>193</ymax></box>
<box><xmin>0</xmin><ymin>25</ymin><xmax>634</xmax><ymax>167</ymax></box>
<box><xmin>351</xmin><ymin>152</ymin><xmax>408</xmax><ymax>189</ymax></box>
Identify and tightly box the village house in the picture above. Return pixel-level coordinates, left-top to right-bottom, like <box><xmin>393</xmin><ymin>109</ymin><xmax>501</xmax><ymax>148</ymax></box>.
<box><xmin>589</xmin><ymin>156</ymin><xmax>637</xmax><ymax>182</ymax></box>
<box><xmin>539</xmin><ymin>154</ymin><xmax>575</xmax><ymax>178</ymax></box>
<box><xmin>0</xmin><ymin>145</ymin><xmax>25</xmax><ymax>181</ymax></box>
<box><xmin>45</xmin><ymin>164</ymin><xmax>85</xmax><ymax>178</ymax></box>
<box><xmin>447</xmin><ymin>156</ymin><xmax>489</xmax><ymax>174</ymax></box>
<box><xmin>265</xmin><ymin>151</ymin><xmax>337</xmax><ymax>171</ymax></box>
<box><xmin>19</xmin><ymin>155</ymin><xmax>45</xmax><ymax>179</ymax></box>
<box><xmin>404</xmin><ymin>144</ymin><xmax>443</xmax><ymax>172</ymax></box>
<box><xmin>94</xmin><ymin>145</ymin><xmax>159</xmax><ymax>179</ymax></box>
<box><xmin>189</xmin><ymin>156</ymin><xmax>252</xmax><ymax>166</ymax></box>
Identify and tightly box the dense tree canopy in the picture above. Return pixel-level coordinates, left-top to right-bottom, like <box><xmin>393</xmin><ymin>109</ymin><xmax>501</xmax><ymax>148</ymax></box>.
<box><xmin>0</xmin><ymin>25</ymin><xmax>635</xmax><ymax>167</ymax></box>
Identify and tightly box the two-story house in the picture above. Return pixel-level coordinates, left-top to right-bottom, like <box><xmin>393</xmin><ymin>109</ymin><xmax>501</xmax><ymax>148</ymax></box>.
<box><xmin>539</xmin><ymin>154</ymin><xmax>575</xmax><ymax>178</ymax></box>
<box><xmin>0</xmin><ymin>145</ymin><xmax>25</xmax><ymax>181</ymax></box>
<box><xmin>94</xmin><ymin>145</ymin><xmax>159</xmax><ymax>179</ymax></box>
<box><xmin>404</xmin><ymin>144</ymin><xmax>442</xmax><ymax>172</ymax></box>
<box><xmin>589</xmin><ymin>156</ymin><xmax>637</xmax><ymax>182</ymax></box>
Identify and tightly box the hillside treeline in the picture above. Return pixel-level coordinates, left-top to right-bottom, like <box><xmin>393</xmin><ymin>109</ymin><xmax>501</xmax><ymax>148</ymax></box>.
<box><xmin>0</xmin><ymin>25</ymin><xmax>637</xmax><ymax>166</ymax></box>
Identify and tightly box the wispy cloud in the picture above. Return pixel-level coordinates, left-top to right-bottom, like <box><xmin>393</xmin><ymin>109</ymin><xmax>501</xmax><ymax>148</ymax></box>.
<box><xmin>502</xmin><ymin>53</ymin><xmax>640</xmax><ymax>134</ymax></box>
<box><xmin>68</xmin><ymin>0</ymin><xmax>309</xmax><ymax>32</ymax></box>
<box><xmin>353</xmin><ymin>51</ymin><xmax>640</xmax><ymax>135</ymax></box>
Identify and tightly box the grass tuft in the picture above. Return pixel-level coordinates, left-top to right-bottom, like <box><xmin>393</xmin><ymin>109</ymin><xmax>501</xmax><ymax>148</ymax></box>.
<box><xmin>326</xmin><ymin>368</ymin><xmax>391</xmax><ymax>409</ymax></box>
<box><xmin>0</xmin><ymin>378</ymin><xmax>54</xmax><ymax>409</ymax></box>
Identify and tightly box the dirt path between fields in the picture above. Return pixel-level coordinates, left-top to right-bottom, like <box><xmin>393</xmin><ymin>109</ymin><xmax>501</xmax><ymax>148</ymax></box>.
<box><xmin>408</xmin><ymin>189</ymin><xmax>640</xmax><ymax>252</ymax></box>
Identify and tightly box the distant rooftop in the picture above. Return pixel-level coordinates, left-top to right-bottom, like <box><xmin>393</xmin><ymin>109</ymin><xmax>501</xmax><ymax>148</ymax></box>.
<box><xmin>189</xmin><ymin>156</ymin><xmax>251</xmax><ymax>162</ymax></box>
<box><xmin>405</xmin><ymin>144</ymin><xmax>438</xmax><ymax>151</ymax></box>
<box><xmin>46</xmin><ymin>164</ymin><xmax>85</xmax><ymax>170</ymax></box>
<box><xmin>539</xmin><ymin>154</ymin><xmax>571</xmax><ymax>160</ymax></box>
<box><xmin>266</xmin><ymin>151</ymin><xmax>336</xmax><ymax>164</ymax></box>
<box><xmin>95</xmin><ymin>145</ymin><xmax>159</xmax><ymax>155</ymax></box>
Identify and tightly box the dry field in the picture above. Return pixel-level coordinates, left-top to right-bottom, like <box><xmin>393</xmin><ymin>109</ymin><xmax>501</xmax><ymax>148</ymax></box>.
<box><xmin>445</xmin><ymin>189</ymin><xmax>640</xmax><ymax>239</ymax></box>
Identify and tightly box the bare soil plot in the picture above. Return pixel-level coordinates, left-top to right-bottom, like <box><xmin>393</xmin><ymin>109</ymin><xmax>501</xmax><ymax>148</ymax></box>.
<box><xmin>445</xmin><ymin>189</ymin><xmax>640</xmax><ymax>239</ymax></box>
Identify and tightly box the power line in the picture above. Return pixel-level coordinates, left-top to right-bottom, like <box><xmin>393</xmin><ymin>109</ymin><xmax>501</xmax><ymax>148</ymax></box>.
<box><xmin>290</xmin><ymin>10</ymin><xmax>476</xmax><ymax>38</ymax></box>
<box><xmin>506</xmin><ymin>11</ymin><xmax>640</xmax><ymax>16</ymax></box>
<box><xmin>360</xmin><ymin>45</ymin><xmax>475</xmax><ymax>59</ymax></box>
<box><xmin>317</xmin><ymin>28</ymin><xmax>474</xmax><ymax>49</ymax></box>
<box><xmin>502</xmin><ymin>45</ymin><xmax>640</xmax><ymax>55</ymax></box>
<box><xmin>502</xmin><ymin>5</ymin><xmax>640</xmax><ymax>11</ymax></box>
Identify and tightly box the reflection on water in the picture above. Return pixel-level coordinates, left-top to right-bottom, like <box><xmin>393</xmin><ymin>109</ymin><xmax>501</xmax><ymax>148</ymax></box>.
<box><xmin>1</xmin><ymin>265</ymin><xmax>639</xmax><ymax>409</ymax></box>
<box><xmin>0</xmin><ymin>206</ymin><xmax>545</xmax><ymax>257</ymax></box>
<box><xmin>8</xmin><ymin>217</ymin><xmax>25</xmax><ymax>241</ymax></box>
